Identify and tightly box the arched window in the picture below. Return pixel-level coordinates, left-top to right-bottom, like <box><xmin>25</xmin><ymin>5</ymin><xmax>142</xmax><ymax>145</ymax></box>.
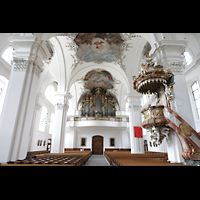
<box><xmin>39</xmin><ymin>106</ymin><xmax>47</xmax><ymax>132</ymax></box>
<box><xmin>191</xmin><ymin>81</ymin><xmax>200</xmax><ymax>118</ymax></box>
<box><xmin>184</xmin><ymin>51</ymin><xmax>192</xmax><ymax>66</ymax></box>
<box><xmin>2</xmin><ymin>46</ymin><xmax>13</xmax><ymax>65</ymax></box>
<box><xmin>0</xmin><ymin>75</ymin><xmax>9</xmax><ymax>117</ymax></box>
<box><xmin>44</xmin><ymin>83</ymin><xmax>57</xmax><ymax>104</ymax></box>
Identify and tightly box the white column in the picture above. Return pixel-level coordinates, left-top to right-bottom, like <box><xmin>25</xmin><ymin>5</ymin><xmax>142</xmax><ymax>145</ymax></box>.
<box><xmin>150</xmin><ymin>40</ymin><xmax>195</xmax><ymax>123</ymax></box>
<box><xmin>0</xmin><ymin>35</ymin><xmax>51</xmax><ymax>163</ymax></box>
<box><xmin>0</xmin><ymin>59</ymin><xmax>43</xmax><ymax>162</ymax></box>
<box><xmin>51</xmin><ymin>92</ymin><xmax>72</xmax><ymax>153</ymax></box>
<box><xmin>125</xmin><ymin>93</ymin><xmax>144</xmax><ymax>154</ymax></box>
<box><xmin>28</xmin><ymin>101</ymin><xmax>42</xmax><ymax>151</ymax></box>
<box><xmin>149</xmin><ymin>39</ymin><xmax>195</xmax><ymax>162</ymax></box>
<box><xmin>173</xmin><ymin>74</ymin><xmax>195</xmax><ymax>129</ymax></box>
<box><xmin>166</xmin><ymin>130</ymin><xmax>184</xmax><ymax>163</ymax></box>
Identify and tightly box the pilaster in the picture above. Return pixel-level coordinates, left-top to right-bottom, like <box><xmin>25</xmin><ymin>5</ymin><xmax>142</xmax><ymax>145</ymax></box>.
<box><xmin>148</xmin><ymin>39</ymin><xmax>196</xmax><ymax>163</ymax></box>
<box><xmin>125</xmin><ymin>93</ymin><xmax>144</xmax><ymax>154</ymax></box>
<box><xmin>51</xmin><ymin>92</ymin><xmax>72</xmax><ymax>153</ymax></box>
<box><xmin>0</xmin><ymin>35</ymin><xmax>51</xmax><ymax>163</ymax></box>
<box><xmin>149</xmin><ymin>39</ymin><xmax>195</xmax><ymax>129</ymax></box>
<box><xmin>150</xmin><ymin>40</ymin><xmax>187</xmax><ymax>75</ymax></box>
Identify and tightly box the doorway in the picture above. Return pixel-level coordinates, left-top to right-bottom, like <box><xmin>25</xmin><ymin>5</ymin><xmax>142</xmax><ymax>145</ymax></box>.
<box><xmin>92</xmin><ymin>136</ymin><xmax>103</xmax><ymax>154</ymax></box>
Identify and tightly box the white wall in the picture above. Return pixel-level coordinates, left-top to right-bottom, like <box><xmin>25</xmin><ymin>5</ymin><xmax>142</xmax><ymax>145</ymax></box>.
<box><xmin>185</xmin><ymin>54</ymin><xmax>200</xmax><ymax>132</ymax></box>
<box><xmin>29</xmin><ymin>93</ymin><xmax>54</xmax><ymax>151</ymax></box>
<box><xmin>64</xmin><ymin>127</ymin><xmax>130</xmax><ymax>151</ymax></box>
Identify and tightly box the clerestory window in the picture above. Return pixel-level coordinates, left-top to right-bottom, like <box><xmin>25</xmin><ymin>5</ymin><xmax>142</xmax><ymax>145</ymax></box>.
<box><xmin>184</xmin><ymin>51</ymin><xmax>192</xmax><ymax>66</ymax></box>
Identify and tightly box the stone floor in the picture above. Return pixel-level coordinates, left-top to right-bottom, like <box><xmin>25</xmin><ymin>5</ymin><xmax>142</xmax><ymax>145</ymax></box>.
<box><xmin>85</xmin><ymin>155</ymin><xmax>110</xmax><ymax>166</ymax></box>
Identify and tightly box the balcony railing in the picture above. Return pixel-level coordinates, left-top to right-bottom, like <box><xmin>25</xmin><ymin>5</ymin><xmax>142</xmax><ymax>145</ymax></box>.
<box><xmin>74</xmin><ymin>116</ymin><xmax>122</xmax><ymax>121</ymax></box>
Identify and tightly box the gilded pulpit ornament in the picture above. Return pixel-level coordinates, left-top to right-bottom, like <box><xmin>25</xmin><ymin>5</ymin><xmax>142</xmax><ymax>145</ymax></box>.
<box><xmin>133</xmin><ymin>56</ymin><xmax>175</xmax><ymax>146</ymax></box>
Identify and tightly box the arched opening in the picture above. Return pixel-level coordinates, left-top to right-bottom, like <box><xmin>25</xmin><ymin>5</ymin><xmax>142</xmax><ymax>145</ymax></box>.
<box><xmin>2</xmin><ymin>46</ymin><xmax>13</xmax><ymax>65</ymax></box>
<box><xmin>44</xmin><ymin>81</ymin><xmax>58</xmax><ymax>105</ymax></box>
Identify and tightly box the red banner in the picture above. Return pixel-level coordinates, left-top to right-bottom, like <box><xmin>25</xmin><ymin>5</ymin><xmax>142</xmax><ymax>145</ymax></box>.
<box><xmin>134</xmin><ymin>126</ymin><xmax>143</xmax><ymax>138</ymax></box>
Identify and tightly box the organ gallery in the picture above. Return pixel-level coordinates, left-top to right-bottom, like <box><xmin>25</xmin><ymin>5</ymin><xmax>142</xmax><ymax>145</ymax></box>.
<box><xmin>76</xmin><ymin>69</ymin><xmax>120</xmax><ymax>120</ymax></box>
<box><xmin>79</xmin><ymin>87</ymin><xmax>118</xmax><ymax>118</ymax></box>
<box><xmin>1</xmin><ymin>33</ymin><xmax>200</xmax><ymax>166</ymax></box>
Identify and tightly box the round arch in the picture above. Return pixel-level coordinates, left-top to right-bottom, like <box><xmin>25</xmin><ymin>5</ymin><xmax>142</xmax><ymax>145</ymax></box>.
<box><xmin>67</xmin><ymin>62</ymin><xmax>130</xmax><ymax>93</ymax></box>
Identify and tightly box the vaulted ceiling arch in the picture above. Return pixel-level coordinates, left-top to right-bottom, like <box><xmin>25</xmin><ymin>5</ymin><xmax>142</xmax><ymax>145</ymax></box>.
<box><xmin>68</xmin><ymin>62</ymin><xmax>130</xmax><ymax>93</ymax></box>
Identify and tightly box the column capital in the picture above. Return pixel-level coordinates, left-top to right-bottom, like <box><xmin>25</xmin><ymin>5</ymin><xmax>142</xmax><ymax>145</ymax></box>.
<box><xmin>149</xmin><ymin>39</ymin><xmax>188</xmax><ymax>75</ymax></box>
<box><xmin>125</xmin><ymin>93</ymin><xmax>141</xmax><ymax>109</ymax></box>
<box><xmin>11</xmin><ymin>58</ymin><xmax>29</xmax><ymax>71</ymax></box>
<box><xmin>55</xmin><ymin>92</ymin><xmax>73</xmax><ymax>110</ymax></box>
<box><xmin>11</xmin><ymin>58</ymin><xmax>43</xmax><ymax>77</ymax></box>
<box><xmin>9</xmin><ymin>34</ymin><xmax>51</xmax><ymax>77</ymax></box>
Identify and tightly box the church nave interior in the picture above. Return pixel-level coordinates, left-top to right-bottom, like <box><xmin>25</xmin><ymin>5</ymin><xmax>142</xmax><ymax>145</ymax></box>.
<box><xmin>1</xmin><ymin>33</ymin><xmax>200</xmax><ymax>166</ymax></box>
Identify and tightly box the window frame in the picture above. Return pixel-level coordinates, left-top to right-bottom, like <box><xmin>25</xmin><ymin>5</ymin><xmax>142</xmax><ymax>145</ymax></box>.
<box><xmin>191</xmin><ymin>81</ymin><xmax>200</xmax><ymax>119</ymax></box>
<box><xmin>183</xmin><ymin>51</ymin><xmax>193</xmax><ymax>66</ymax></box>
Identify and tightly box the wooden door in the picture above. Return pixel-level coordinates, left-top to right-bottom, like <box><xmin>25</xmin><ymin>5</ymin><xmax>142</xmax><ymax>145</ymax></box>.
<box><xmin>92</xmin><ymin>136</ymin><xmax>103</xmax><ymax>154</ymax></box>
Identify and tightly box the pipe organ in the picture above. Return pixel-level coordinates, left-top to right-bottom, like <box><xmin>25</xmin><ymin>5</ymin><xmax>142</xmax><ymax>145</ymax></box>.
<box><xmin>80</xmin><ymin>87</ymin><xmax>117</xmax><ymax>117</ymax></box>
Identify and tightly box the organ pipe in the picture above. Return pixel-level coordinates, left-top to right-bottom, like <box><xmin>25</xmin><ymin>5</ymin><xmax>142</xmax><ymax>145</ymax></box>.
<box><xmin>80</xmin><ymin>87</ymin><xmax>117</xmax><ymax>117</ymax></box>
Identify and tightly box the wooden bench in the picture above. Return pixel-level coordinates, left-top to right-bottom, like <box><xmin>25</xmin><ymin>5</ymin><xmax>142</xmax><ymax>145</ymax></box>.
<box><xmin>104</xmin><ymin>151</ymin><xmax>189</xmax><ymax>166</ymax></box>
<box><xmin>104</xmin><ymin>151</ymin><xmax>167</xmax><ymax>165</ymax></box>
<box><xmin>3</xmin><ymin>154</ymin><xmax>84</xmax><ymax>166</ymax></box>
<box><xmin>145</xmin><ymin>151</ymin><xmax>168</xmax><ymax>158</ymax></box>
<box><xmin>26</xmin><ymin>150</ymin><xmax>50</xmax><ymax>158</ymax></box>
<box><xmin>111</xmin><ymin>157</ymin><xmax>187</xmax><ymax>166</ymax></box>
<box><xmin>64</xmin><ymin>148</ymin><xmax>91</xmax><ymax>151</ymax></box>
<box><xmin>64</xmin><ymin>151</ymin><xmax>92</xmax><ymax>165</ymax></box>
<box><xmin>105</xmin><ymin>148</ymin><xmax>131</xmax><ymax>151</ymax></box>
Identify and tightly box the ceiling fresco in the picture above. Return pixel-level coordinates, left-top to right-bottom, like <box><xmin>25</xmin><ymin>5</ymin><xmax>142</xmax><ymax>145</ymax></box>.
<box><xmin>74</xmin><ymin>33</ymin><xmax>124</xmax><ymax>63</ymax></box>
<box><xmin>84</xmin><ymin>70</ymin><xmax>114</xmax><ymax>89</ymax></box>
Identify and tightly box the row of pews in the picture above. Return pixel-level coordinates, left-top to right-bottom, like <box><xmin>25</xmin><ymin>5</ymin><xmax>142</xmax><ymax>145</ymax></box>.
<box><xmin>104</xmin><ymin>151</ymin><xmax>191</xmax><ymax>166</ymax></box>
<box><xmin>64</xmin><ymin>150</ymin><xmax>92</xmax><ymax>165</ymax></box>
<box><xmin>1</xmin><ymin>150</ymin><xmax>92</xmax><ymax>166</ymax></box>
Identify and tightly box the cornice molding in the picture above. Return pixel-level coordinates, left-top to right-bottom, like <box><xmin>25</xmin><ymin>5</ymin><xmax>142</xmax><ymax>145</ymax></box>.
<box><xmin>184</xmin><ymin>52</ymin><xmax>200</xmax><ymax>75</ymax></box>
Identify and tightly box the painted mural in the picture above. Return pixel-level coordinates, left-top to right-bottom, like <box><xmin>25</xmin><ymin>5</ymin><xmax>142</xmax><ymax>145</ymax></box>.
<box><xmin>74</xmin><ymin>33</ymin><xmax>124</xmax><ymax>63</ymax></box>
<box><xmin>84</xmin><ymin>70</ymin><xmax>114</xmax><ymax>89</ymax></box>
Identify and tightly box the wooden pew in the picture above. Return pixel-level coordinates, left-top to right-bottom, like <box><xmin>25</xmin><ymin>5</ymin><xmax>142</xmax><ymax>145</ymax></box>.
<box><xmin>104</xmin><ymin>151</ymin><xmax>189</xmax><ymax>166</ymax></box>
<box><xmin>63</xmin><ymin>151</ymin><xmax>92</xmax><ymax>165</ymax></box>
<box><xmin>33</xmin><ymin>151</ymin><xmax>92</xmax><ymax>165</ymax></box>
<box><xmin>64</xmin><ymin>148</ymin><xmax>91</xmax><ymax>151</ymax></box>
<box><xmin>112</xmin><ymin>157</ymin><xmax>186</xmax><ymax>166</ymax></box>
<box><xmin>3</xmin><ymin>154</ymin><xmax>84</xmax><ymax>166</ymax></box>
<box><xmin>26</xmin><ymin>150</ymin><xmax>50</xmax><ymax>159</ymax></box>
<box><xmin>104</xmin><ymin>151</ymin><xmax>167</xmax><ymax>165</ymax></box>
